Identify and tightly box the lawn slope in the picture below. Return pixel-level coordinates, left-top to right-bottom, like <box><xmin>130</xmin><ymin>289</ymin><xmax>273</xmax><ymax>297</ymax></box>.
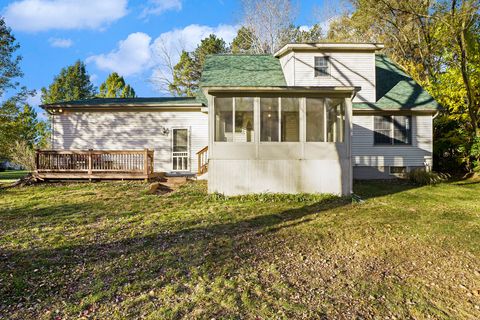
<box><xmin>0</xmin><ymin>180</ymin><xmax>479</xmax><ymax>319</ymax></box>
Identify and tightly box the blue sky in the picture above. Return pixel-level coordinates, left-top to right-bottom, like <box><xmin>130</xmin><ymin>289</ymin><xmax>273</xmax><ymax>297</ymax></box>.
<box><xmin>0</xmin><ymin>0</ymin><xmax>333</xmax><ymax>117</ymax></box>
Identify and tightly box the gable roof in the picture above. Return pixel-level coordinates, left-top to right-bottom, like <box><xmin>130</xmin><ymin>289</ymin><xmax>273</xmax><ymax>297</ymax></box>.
<box><xmin>200</xmin><ymin>54</ymin><xmax>287</xmax><ymax>87</ymax></box>
<box><xmin>353</xmin><ymin>55</ymin><xmax>441</xmax><ymax>111</ymax></box>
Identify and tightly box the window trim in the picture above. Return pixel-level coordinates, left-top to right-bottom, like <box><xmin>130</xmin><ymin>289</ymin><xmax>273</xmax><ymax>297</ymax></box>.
<box><xmin>374</xmin><ymin>115</ymin><xmax>412</xmax><ymax>146</ymax></box>
<box><xmin>314</xmin><ymin>56</ymin><xmax>330</xmax><ymax>78</ymax></box>
<box><xmin>389</xmin><ymin>166</ymin><xmax>408</xmax><ymax>176</ymax></box>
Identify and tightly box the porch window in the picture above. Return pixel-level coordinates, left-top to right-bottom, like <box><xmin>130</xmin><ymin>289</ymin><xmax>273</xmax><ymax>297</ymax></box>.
<box><xmin>306</xmin><ymin>98</ymin><xmax>325</xmax><ymax>142</ymax></box>
<box><xmin>326</xmin><ymin>98</ymin><xmax>345</xmax><ymax>142</ymax></box>
<box><xmin>281</xmin><ymin>97</ymin><xmax>300</xmax><ymax>142</ymax></box>
<box><xmin>214</xmin><ymin>97</ymin><xmax>233</xmax><ymax>142</ymax></box>
<box><xmin>374</xmin><ymin>115</ymin><xmax>412</xmax><ymax>145</ymax></box>
<box><xmin>260</xmin><ymin>98</ymin><xmax>280</xmax><ymax>141</ymax></box>
<box><xmin>234</xmin><ymin>97</ymin><xmax>254</xmax><ymax>142</ymax></box>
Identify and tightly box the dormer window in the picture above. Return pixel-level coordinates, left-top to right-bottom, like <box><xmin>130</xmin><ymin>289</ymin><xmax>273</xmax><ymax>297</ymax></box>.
<box><xmin>314</xmin><ymin>56</ymin><xmax>330</xmax><ymax>77</ymax></box>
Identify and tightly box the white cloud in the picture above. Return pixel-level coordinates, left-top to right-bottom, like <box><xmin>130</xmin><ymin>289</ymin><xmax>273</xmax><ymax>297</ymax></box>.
<box><xmin>2</xmin><ymin>0</ymin><xmax>128</xmax><ymax>32</ymax></box>
<box><xmin>87</xmin><ymin>24</ymin><xmax>238</xmax><ymax>83</ymax></box>
<box><xmin>141</xmin><ymin>0</ymin><xmax>182</xmax><ymax>17</ymax></box>
<box><xmin>86</xmin><ymin>32</ymin><xmax>152</xmax><ymax>77</ymax></box>
<box><xmin>89</xmin><ymin>74</ymin><xmax>98</xmax><ymax>84</ymax></box>
<box><xmin>48</xmin><ymin>37</ymin><xmax>73</xmax><ymax>48</ymax></box>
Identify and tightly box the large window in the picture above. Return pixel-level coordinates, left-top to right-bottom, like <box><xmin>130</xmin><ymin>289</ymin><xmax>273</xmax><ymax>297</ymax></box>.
<box><xmin>215</xmin><ymin>97</ymin><xmax>254</xmax><ymax>142</ymax></box>
<box><xmin>326</xmin><ymin>98</ymin><xmax>345</xmax><ymax>142</ymax></box>
<box><xmin>306</xmin><ymin>98</ymin><xmax>324</xmax><ymax>142</ymax></box>
<box><xmin>235</xmin><ymin>97</ymin><xmax>254</xmax><ymax>142</ymax></box>
<box><xmin>260</xmin><ymin>97</ymin><xmax>300</xmax><ymax>142</ymax></box>
<box><xmin>260</xmin><ymin>98</ymin><xmax>279</xmax><ymax>141</ymax></box>
<box><xmin>214</xmin><ymin>97</ymin><xmax>233</xmax><ymax>142</ymax></box>
<box><xmin>374</xmin><ymin>115</ymin><xmax>412</xmax><ymax>145</ymax></box>
<box><xmin>281</xmin><ymin>98</ymin><xmax>300</xmax><ymax>142</ymax></box>
<box><xmin>215</xmin><ymin>96</ymin><xmax>345</xmax><ymax>144</ymax></box>
<box><xmin>314</xmin><ymin>56</ymin><xmax>330</xmax><ymax>77</ymax></box>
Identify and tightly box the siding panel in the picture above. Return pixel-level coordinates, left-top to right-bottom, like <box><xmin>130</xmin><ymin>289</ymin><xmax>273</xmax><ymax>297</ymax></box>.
<box><xmin>352</xmin><ymin>114</ymin><xmax>433</xmax><ymax>167</ymax></box>
<box><xmin>286</xmin><ymin>51</ymin><xmax>376</xmax><ymax>102</ymax></box>
<box><xmin>52</xmin><ymin>110</ymin><xmax>208</xmax><ymax>173</ymax></box>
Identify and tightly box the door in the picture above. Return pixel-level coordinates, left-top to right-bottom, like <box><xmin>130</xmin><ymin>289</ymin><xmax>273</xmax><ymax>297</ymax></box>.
<box><xmin>172</xmin><ymin>128</ymin><xmax>189</xmax><ymax>171</ymax></box>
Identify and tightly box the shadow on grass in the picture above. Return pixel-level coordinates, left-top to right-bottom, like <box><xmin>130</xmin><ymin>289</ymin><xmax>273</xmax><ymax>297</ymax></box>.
<box><xmin>0</xmin><ymin>192</ymin><xmax>349</xmax><ymax>315</ymax></box>
<box><xmin>353</xmin><ymin>179</ymin><xmax>420</xmax><ymax>199</ymax></box>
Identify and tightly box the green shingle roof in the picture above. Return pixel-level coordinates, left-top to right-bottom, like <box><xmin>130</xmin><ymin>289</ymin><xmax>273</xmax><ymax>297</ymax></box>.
<box><xmin>353</xmin><ymin>55</ymin><xmax>441</xmax><ymax>111</ymax></box>
<box><xmin>41</xmin><ymin>97</ymin><xmax>201</xmax><ymax>108</ymax></box>
<box><xmin>200</xmin><ymin>54</ymin><xmax>287</xmax><ymax>87</ymax></box>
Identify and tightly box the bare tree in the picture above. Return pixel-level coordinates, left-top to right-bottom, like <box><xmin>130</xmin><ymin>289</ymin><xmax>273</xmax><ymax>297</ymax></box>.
<box><xmin>241</xmin><ymin>0</ymin><xmax>297</xmax><ymax>54</ymax></box>
<box><xmin>150</xmin><ymin>35</ymin><xmax>186</xmax><ymax>94</ymax></box>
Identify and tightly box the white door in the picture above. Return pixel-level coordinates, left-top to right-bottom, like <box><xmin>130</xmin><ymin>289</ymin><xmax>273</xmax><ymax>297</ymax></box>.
<box><xmin>172</xmin><ymin>128</ymin><xmax>189</xmax><ymax>171</ymax></box>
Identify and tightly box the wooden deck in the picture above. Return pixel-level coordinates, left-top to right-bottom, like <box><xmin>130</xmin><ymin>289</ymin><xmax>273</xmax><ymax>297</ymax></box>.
<box><xmin>35</xmin><ymin>149</ymin><xmax>156</xmax><ymax>180</ymax></box>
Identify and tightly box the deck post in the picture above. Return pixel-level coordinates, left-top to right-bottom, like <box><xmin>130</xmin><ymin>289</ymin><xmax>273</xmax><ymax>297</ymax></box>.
<box><xmin>143</xmin><ymin>148</ymin><xmax>148</xmax><ymax>181</ymax></box>
<box><xmin>88</xmin><ymin>149</ymin><xmax>93</xmax><ymax>181</ymax></box>
<box><xmin>34</xmin><ymin>149</ymin><xmax>40</xmax><ymax>174</ymax></box>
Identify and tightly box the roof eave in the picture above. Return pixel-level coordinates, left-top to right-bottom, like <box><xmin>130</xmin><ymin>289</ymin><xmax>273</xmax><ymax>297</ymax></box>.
<box><xmin>203</xmin><ymin>86</ymin><xmax>361</xmax><ymax>95</ymax></box>
<box><xmin>274</xmin><ymin>43</ymin><xmax>385</xmax><ymax>57</ymax></box>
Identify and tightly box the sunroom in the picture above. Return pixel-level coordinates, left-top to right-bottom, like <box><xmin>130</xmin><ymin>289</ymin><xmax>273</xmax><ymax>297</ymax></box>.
<box><xmin>203</xmin><ymin>87</ymin><xmax>358</xmax><ymax>196</ymax></box>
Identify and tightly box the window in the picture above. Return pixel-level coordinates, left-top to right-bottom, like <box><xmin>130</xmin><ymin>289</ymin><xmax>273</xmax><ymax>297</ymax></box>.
<box><xmin>214</xmin><ymin>97</ymin><xmax>233</xmax><ymax>142</ymax></box>
<box><xmin>214</xmin><ymin>97</ymin><xmax>255</xmax><ymax>142</ymax></box>
<box><xmin>326</xmin><ymin>98</ymin><xmax>345</xmax><ymax>142</ymax></box>
<box><xmin>281</xmin><ymin>98</ymin><xmax>300</xmax><ymax>142</ymax></box>
<box><xmin>306</xmin><ymin>98</ymin><xmax>325</xmax><ymax>142</ymax></box>
<box><xmin>235</xmin><ymin>97</ymin><xmax>254</xmax><ymax>142</ymax></box>
<box><xmin>374</xmin><ymin>115</ymin><xmax>412</xmax><ymax>145</ymax></box>
<box><xmin>260</xmin><ymin>98</ymin><xmax>280</xmax><ymax>141</ymax></box>
<box><xmin>314</xmin><ymin>56</ymin><xmax>330</xmax><ymax>77</ymax></box>
<box><xmin>390</xmin><ymin>166</ymin><xmax>408</xmax><ymax>176</ymax></box>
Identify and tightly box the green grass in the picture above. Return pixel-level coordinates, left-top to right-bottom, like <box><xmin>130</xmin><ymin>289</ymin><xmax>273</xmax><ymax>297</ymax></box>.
<box><xmin>0</xmin><ymin>180</ymin><xmax>479</xmax><ymax>319</ymax></box>
<box><xmin>0</xmin><ymin>170</ymin><xmax>29</xmax><ymax>184</ymax></box>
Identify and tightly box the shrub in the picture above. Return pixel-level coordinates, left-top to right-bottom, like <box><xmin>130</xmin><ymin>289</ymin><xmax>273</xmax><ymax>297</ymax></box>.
<box><xmin>9</xmin><ymin>141</ymin><xmax>36</xmax><ymax>171</ymax></box>
<box><xmin>407</xmin><ymin>168</ymin><xmax>449</xmax><ymax>185</ymax></box>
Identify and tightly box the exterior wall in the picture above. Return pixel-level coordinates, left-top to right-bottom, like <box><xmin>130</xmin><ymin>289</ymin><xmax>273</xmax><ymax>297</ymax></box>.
<box><xmin>353</xmin><ymin>165</ymin><xmax>424</xmax><ymax>180</ymax></box>
<box><xmin>279</xmin><ymin>51</ymin><xmax>295</xmax><ymax>86</ymax></box>
<box><xmin>352</xmin><ymin>113</ymin><xmax>433</xmax><ymax>177</ymax></box>
<box><xmin>207</xmin><ymin>95</ymin><xmax>353</xmax><ymax>196</ymax></box>
<box><xmin>52</xmin><ymin>110</ymin><xmax>208</xmax><ymax>173</ymax></box>
<box><xmin>279</xmin><ymin>51</ymin><xmax>376</xmax><ymax>103</ymax></box>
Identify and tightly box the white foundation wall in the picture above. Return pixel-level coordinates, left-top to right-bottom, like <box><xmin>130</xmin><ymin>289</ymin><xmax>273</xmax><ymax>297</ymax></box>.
<box><xmin>279</xmin><ymin>51</ymin><xmax>376</xmax><ymax>103</ymax></box>
<box><xmin>209</xmin><ymin>159</ymin><xmax>351</xmax><ymax>196</ymax></box>
<box><xmin>352</xmin><ymin>114</ymin><xmax>433</xmax><ymax>168</ymax></box>
<box><xmin>52</xmin><ymin>110</ymin><xmax>209</xmax><ymax>173</ymax></box>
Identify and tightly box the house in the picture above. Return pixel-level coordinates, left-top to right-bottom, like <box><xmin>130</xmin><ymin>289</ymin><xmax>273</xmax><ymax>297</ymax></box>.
<box><xmin>41</xmin><ymin>42</ymin><xmax>440</xmax><ymax>196</ymax></box>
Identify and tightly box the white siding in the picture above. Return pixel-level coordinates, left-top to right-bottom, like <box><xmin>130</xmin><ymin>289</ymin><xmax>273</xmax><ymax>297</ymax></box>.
<box><xmin>52</xmin><ymin>110</ymin><xmax>208</xmax><ymax>173</ymax></box>
<box><xmin>279</xmin><ymin>51</ymin><xmax>295</xmax><ymax>86</ymax></box>
<box><xmin>352</xmin><ymin>114</ymin><xmax>433</xmax><ymax>167</ymax></box>
<box><xmin>280</xmin><ymin>51</ymin><xmax>376</xmax><ymax>103</ymax></box>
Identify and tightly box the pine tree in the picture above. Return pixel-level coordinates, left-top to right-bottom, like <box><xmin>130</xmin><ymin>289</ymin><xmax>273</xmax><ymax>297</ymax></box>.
<box><xmin>41</xmin><ymin>61</ymin><xmax>96</xmax><ymax>104</ymax></box>
<box><xmin>98</xmin><ymin>72</ymin><xmax>136</xmax><ymax>98</ymax></box>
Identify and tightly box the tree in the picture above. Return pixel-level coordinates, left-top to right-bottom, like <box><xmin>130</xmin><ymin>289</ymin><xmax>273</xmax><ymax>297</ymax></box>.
<box><xmin>231</xmin><ymin>26</ymin><xmax>256</xmax><ymax>53</ymax></box>
<box><xmin>0</xmin><ymin>17</ymin><xmax>22</xmax><ymax>97</ymax></box>
<box><xmin>41</xmin><ymin>60</ymin><xmax>96</xmax><ymax>104</ymax></box>
<box><xmin>169</xmin><ymin>35</ymin><xmax>227</xmax><ymax>96</ymax></box>
<box><xmin>0</xmin><ymin>98</ymin><xmax>48</xmax><ymax>161</ymax></box>
<box><xmin>98</xmin><ymin>72</ymin><xmax>136</xmax><ymax>98</ymax></box>
<box><xmin>241</xmin><ymin>0</ymin><xmax>297</xmax><ymax>54</ymax></box>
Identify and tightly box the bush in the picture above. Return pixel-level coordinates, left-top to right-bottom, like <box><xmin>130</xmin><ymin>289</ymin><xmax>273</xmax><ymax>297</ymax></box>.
<box><xmin>9</xmin><ymin>141</ymin><xmax>36</xmax><ymax>171</ymax></box>
<box><xmin>407</xmin><ymin>168</ymin><xmax>449</xmax><ymax>185</ymax></box>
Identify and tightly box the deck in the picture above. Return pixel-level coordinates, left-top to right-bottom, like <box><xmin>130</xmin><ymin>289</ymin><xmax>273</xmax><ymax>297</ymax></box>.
<box><xmin>35</xmin><ymin>149</ymin><xmax>156</xmax><ymax>180</ymax></box>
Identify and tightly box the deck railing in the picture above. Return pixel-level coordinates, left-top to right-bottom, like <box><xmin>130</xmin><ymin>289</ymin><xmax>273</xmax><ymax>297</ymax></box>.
<box><xmin>196</xmin><ymin>146</ymin><xmax>208</xmax><ymax>175</ymax></box>
<box><xmin>35</xmin><ymin>149</ymin><xmax>154</xmax><ymax>180</ymax></box>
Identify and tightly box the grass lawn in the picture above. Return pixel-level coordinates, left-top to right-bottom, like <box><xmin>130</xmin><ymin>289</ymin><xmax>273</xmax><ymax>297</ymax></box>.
<box><xmin>0</xmin><ymin>170</ymin><xmax>29</xmax><ymax>184</ymax></box>
<box><xmin>0</xmin><ymin>179</ymin><xmax>479</xmax><ymax>319</ymax></box>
